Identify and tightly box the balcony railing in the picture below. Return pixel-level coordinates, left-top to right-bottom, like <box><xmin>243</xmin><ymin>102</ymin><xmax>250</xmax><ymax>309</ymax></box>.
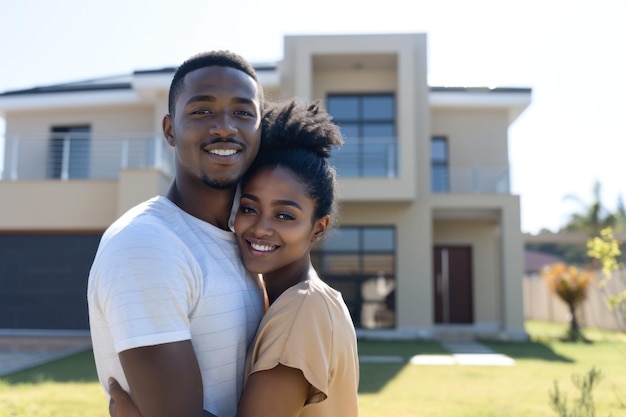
<box><xmin>1</xmin><ymin>133</ymin><xmax>174</xmax><ymax>181</ymax></box>
<box><xmin>432</xmin><ymin>166</ymin><xmax>510</xmax><ymax>193</ymax></box>
<box><xmin>332</xmin><ymin>137</ymin><xmax>398</xmax><ymax>178</ymax></box>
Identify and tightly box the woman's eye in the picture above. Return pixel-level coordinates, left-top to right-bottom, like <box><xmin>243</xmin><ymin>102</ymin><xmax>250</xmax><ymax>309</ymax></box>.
<box><xmin>277</xmin><ymin>213</ymin><xmax>295</xmax><ymax>221</ymax></box>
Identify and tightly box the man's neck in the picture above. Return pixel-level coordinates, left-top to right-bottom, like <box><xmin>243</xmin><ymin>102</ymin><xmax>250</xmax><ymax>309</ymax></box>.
<box><xmin>166</xmin><ymin>181</ymin><xmax>236</xmax><ymax>231</ymax></box>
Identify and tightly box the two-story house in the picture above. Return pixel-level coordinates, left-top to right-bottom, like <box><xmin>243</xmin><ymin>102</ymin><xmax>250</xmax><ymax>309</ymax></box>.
<box><xmin>0</xmin><ymin>33</ymin><xmax>531</xmax><ymax>340</ymax></box>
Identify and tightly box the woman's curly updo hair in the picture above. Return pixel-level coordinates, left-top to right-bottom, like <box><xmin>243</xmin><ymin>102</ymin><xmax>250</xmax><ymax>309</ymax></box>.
<box><xmin>242</xmin><ymin>99</ymin><xmax>344</xmax><ymax>224</ymax></box>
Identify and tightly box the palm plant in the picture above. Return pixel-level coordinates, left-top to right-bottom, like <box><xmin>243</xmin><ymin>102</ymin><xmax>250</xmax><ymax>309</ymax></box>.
<box><xmin>542</xmin><ymin>262</ymin><xmax>594</xmax><ymax>342</ymax></box>
<box><xmin>563</xmin><ymin>181</ymin><xmax>620</xmax><ymax>237</ymax></box>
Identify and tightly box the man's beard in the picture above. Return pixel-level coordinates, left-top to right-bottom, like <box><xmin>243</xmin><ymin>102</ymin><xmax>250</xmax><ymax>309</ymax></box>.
<box><xmin>201</xmin><ymin>175</ymin><xmax>239</xmax><ymax>190</ymax></box>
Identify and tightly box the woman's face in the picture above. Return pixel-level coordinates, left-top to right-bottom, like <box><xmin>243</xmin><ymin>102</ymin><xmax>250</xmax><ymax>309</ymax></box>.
<box><xmin>234</xmin><ymin>166</ymin><xmax>328</xmax><ymax>276</ymax></box>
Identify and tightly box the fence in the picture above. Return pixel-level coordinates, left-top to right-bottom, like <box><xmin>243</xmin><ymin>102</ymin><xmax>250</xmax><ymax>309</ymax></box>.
<box><xmin>523</xmin><ymin>269</ymin><xmax>626</xmax><ymax>332</ymax></box>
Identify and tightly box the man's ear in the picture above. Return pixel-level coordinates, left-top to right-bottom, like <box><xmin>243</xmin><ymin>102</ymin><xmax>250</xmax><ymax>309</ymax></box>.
<box><xmin>163</xmin><ymin>114</ymin><xmax>175</xmax><ymax>146</ymax></box>
<box><xmin>311</xmin><ymin>215</ymin><xmax>331</xmax><ymax>243</ymax></box>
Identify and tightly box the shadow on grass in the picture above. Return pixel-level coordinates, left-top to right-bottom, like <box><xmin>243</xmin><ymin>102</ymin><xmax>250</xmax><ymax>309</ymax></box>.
<box><xmin>480</xmin><ymin>340</ymin><xmax>574</xmax><ymax>363</ymax></box>
<box><xmin>1</xmin><ymin>349</ymin><xmax>99</xmax><ymax>384</ymax></box>
<box><xmin>357</xmin><ymin>340</ymin><xmax>446</xmax><ymax>393</ymax></box>
<box><xmin>359</xmin><ymin>362</ymin><xmax>407</xmax><ymax>394</ymax></box>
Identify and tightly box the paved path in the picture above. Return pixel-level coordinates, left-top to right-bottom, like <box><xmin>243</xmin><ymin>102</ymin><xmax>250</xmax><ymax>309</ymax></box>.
<box><xmin>0</xmin><ymin>331</ymin><xmax>92</xmax><ymax>377</ymax></box>
<box><xmin>362</xmin><ymin>340</ymin><xmax>515</xmax><ymax>366</ymax></box>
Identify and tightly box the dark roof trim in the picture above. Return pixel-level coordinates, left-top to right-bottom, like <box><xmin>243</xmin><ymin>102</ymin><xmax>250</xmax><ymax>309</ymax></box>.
<box><xmin>133</xmin><ymin>63</ymin><xmax>278</xmax><ymax>76</ymax></box>
<box><xmin>429</xmin><ymin>86</ymin><xmax>532</xmax><ymax>94</ymax></box>
<box><xmin>0</xmin><ymin>83</ymin><xmax>132</xmax><ymax>97</ymax></box>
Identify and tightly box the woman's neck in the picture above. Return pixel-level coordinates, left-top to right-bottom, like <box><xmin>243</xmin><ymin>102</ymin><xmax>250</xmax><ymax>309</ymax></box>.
<box><xmin>263</xmin><ymin>259</ymin><xmax>312</xmax><ymax>305</ymax></box>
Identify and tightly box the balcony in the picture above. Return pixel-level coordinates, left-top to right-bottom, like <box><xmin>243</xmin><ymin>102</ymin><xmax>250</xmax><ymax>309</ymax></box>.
<box><xmin>1</xmin><ymin>133</ymin><xmax>173</xmax><ymax>181</ymax></box>
<box><xmin>332</xmin><ymin>137</ymin><xmax>397</xmax><ymax>179</ymax></box>
<box><xmin>432</xmin><ymin>166</ymin><xmax>510</xmax><ymax>194</ymax></box>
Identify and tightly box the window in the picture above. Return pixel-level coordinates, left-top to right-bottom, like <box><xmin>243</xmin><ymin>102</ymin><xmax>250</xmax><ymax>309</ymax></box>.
<box><xmin>312</xmin><ymin>226</ymin><xmax>396</xmax><ymax>329</ymax></box>
<box><xmin>327</xmin><ymin>94</ymin><xmax>396</xmax><ymax>178</ymax></box>
<box><xmin>48</xmin><ymin>125</ymin><xmax>91</xmax><ymax>179</ymax></box>
<box><xmin>431</xmin><ymin>136</ymin><xmax>448</xmax><ymax>192</ymax></box>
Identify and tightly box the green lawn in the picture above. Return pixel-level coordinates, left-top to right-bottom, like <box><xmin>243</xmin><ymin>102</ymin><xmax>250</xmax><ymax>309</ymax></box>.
<box><xmin>1</xmin><ymin>321</ymin><xmax>625</xmax><ymax>417</ymax></box>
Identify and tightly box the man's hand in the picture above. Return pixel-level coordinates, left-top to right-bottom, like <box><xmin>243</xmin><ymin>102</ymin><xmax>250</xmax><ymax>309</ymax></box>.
<box><xmin>109</xmin><ymin>377</ymin><xmax>141</xmax><ymax>417</ymax></box>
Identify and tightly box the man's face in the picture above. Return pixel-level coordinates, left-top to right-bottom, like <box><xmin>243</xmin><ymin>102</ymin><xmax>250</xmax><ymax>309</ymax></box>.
<box><xmin>164</xmin><ymin>66</ymin><xmax>262</xmax><ymax>190</ymax></box>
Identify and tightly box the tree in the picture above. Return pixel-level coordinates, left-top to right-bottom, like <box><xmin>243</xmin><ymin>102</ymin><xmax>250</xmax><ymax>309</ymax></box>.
<box><xmin>563</xmin><ymin>181</ymin><xmax>621</xmax><ymax>237</ymax></box>
<box><xmin>541</xmin><ymin>262</ymin><xmax>593</xmax><ymax>342</ymax></box>
<box><xmin>587</xmin><ymin>227</ymin><xmax>626</xmax><ymax>331</ymax></box>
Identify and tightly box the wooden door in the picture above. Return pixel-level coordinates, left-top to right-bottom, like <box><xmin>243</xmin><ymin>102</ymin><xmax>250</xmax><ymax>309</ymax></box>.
<box><xmin>433</xmin><ymin>246</ymin><xmax>473</xmax><ymax>324</ymax></box>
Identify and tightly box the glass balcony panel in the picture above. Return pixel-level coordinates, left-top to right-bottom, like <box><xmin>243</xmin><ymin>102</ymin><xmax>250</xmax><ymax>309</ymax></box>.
<box><xmin>1</xmin><ymin>133</ymin><xmax>173</xmax><ymax>181</ymax></box>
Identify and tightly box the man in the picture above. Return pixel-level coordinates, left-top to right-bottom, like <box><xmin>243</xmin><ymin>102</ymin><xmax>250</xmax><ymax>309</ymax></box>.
<box><xmin>88</xmin><ymin>50</ymin><xmax>266</xmax><ymax>417</ymax></box>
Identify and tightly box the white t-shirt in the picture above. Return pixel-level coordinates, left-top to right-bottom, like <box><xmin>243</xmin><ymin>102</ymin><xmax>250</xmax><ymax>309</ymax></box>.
<box><xmin>88</xmin><ymin>196</ymin><xmax>265</xmax><ymax>417</ymax></box>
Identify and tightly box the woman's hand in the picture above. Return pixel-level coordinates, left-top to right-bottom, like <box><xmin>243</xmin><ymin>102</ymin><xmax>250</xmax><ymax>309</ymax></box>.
<box><xmin>108</xmin><ymin>378</ymin><xmax>142</xmax><ymax>417</ymax></box>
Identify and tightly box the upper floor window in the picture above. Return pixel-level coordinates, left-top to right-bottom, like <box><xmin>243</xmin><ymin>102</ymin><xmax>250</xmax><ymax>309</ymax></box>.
<box><xmin>431</xmin><ymin>136</ymin><xmax>448</xmax><ymax>192</ymax></box>
<box><xmin>327</xmin><ymin>94</ymin><xmax>396</xmax><ymax>178</ymax></box>
<box><xmin>48</xmin><ymin>125</ymin><xmax>91</xmax><ymax>179</ymax></box>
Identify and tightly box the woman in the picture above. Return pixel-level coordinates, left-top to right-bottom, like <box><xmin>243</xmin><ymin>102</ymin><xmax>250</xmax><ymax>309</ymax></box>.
<box><xmin>109</xmin><ymin>99</ymin><xmax>359</xmax><ymax>417</ymax></box>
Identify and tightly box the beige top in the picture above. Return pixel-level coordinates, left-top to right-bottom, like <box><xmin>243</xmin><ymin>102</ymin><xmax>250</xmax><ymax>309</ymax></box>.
<box><xmin>244</xmin><ymin>268</ymin><xmax>359</xmax><ymax>417</ymax></box>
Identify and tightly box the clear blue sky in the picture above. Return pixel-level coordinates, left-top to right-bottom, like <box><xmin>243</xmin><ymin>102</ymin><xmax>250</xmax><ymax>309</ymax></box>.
<box><xmin>1</xmin><ymin>0</ymin><xmax>624</xmax><ymax>234</ymax></box>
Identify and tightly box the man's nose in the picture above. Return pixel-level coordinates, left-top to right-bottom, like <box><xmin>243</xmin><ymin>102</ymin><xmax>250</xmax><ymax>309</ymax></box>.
<box><xmin>210</xmin><ymin>113</ymin><xmax>236</xmax><ymax>137</ymax></box>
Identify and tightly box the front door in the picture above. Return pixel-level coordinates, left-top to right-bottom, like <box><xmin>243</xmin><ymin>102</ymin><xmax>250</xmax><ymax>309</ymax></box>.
<box><xmin>433</xmin><ymin>246</ymin><xmax>473</xmax><ymax>324</ymax></box>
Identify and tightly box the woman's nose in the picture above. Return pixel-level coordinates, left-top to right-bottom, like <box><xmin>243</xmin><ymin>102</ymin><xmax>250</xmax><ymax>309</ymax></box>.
<box><xmin>250</xmin><ymin>216</ymin><xmax>273</xmax><ymax>237</ymax></box>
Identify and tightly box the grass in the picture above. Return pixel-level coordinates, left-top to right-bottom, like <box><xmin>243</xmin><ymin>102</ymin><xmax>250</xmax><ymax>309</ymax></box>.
<box><xmin>1</xmin><ymin>321</ymin><xmax>625</xmax><ymax>417</ymax></box>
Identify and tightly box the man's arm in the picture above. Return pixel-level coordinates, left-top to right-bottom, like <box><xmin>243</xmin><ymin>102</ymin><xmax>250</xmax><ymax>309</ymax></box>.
<box><xmin>118</xmin><ymin>340</ymin><xmax>204</xmax><ymax>417</ymax></box>
<box><xmin>108</xmin><ymin>372</ymin><xmax>218</xmax><ymax>417</ymax></box>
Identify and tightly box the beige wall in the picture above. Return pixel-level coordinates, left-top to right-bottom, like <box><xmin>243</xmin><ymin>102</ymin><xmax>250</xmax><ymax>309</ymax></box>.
<box><xmin>0</xmin><ymin>180</ymin><xmax>118</xmax><ymax>230</ymax></box>
<box><xmin>6</xmin><ymin>104</ymin><xmax>154</xmax><ymax>133</ymax></box>
<box><xmin>313</xmin><ymin>68</ymin><xmax>397</xmax><ymax>99</ymax></box>
<box><xmin>431</xmin><ymin>108</ymin><xmax>509</xmax><ymax>168</ymax></box>
<box><xmin>0</xmin><ymin>169</ymin><xmax>171</xmax><ymax>231</ymax></box>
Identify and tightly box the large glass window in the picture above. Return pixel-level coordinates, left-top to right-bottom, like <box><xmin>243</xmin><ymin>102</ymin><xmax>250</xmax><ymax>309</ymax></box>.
<box><xmin>48</xmin><ymin>125</ymin><xmax>91</xmax><ymax>179</ymax></box>
<box><xmin>327</xmin><ymin>94</ymin><xmax>396</xmax><ymax>178</ymax></box>
<box><xmin>431</xmin><ymin>136</ymin><xmax>449</xmax><ymax>192</ymax></box>
<box><xmin>312</xmin><ymin>226</ymin><xmax>396</xmax><ymax>329</ymax></box>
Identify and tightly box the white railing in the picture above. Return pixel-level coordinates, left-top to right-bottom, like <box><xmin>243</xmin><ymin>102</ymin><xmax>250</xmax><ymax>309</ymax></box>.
<box><xmin>1</xmin><ymin>133</ymin><xmax>174</xmax><ymax>181</ymax></box>
<box><xmin>332</xmin><ymin>137</ymin><xmax>398</xmax><ymax>179</ymax></box>
<box><xmin>432</xmin><ymin>166</ymin><xmax>510</xmax><ymax>194</ymax></box>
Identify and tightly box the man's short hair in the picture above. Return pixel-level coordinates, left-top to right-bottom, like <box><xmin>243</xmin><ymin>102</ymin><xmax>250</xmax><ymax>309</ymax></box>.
<box><xmin>168</xmin><ymin>50</ymin><xmax>263</xmax><ymax>116</ymax></box>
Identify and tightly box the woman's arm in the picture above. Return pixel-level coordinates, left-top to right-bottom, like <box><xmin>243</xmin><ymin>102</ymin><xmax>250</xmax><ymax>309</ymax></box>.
<box><xmin>236</xmin><ymin>364</ymin><xmax>310</xmax><ymax>417</ymax></box>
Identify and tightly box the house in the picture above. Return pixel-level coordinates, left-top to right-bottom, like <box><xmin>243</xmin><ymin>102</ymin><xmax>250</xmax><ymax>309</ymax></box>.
<box><xmin>0</xmin><ymin>33</ymin><xmax>531</xmax><ymax>340</ymax></box>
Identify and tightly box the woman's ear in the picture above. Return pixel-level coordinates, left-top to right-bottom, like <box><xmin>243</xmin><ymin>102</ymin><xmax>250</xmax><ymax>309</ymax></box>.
<box><xmin>311</xmin><ymin>215</ymin><xmax>330</xmax><ymax>242</ymax></box>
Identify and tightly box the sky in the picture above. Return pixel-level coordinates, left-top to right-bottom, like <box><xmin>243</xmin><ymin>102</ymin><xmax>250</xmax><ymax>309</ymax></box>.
<box><xmin>0</xmin><ymin>0</ymin><xmax>624</xmax><ymax>234</ymax></box>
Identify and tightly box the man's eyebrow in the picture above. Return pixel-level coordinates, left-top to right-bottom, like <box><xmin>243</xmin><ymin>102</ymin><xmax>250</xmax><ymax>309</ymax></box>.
<box><xmin>184</xmin><ymin>95</ymin><xmax>216</xmax><ymax>105</ymax></box>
